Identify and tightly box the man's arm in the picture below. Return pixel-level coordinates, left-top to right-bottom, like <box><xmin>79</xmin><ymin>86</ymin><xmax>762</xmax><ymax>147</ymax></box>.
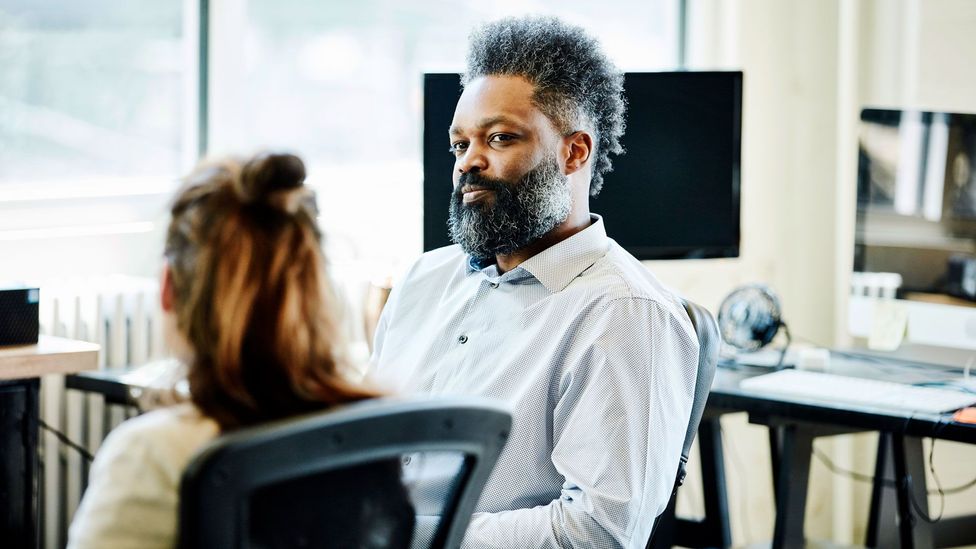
<box><xmin>462</xmin><ymin>297</ymin><xmax>698</xmax><ymax>549</ymax></box>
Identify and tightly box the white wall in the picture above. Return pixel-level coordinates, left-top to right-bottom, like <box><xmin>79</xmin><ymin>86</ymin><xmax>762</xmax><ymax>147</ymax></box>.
<box><xmin>664</xmin><ymin>0</ymin><xmax>976</xmax><ymax>545</ymax></box>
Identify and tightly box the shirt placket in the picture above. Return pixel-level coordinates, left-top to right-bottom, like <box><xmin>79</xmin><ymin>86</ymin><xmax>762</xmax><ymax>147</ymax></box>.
<box><xmin>429</xmin><ymin>274</ymin><xmax>497</xmax><ymax>392</ymax></box>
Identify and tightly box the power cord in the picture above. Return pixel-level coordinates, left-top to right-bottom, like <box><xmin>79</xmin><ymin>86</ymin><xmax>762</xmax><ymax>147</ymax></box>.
<box><xmin>939</xmin><ymin>474</ymin><xmax>976</xmax><ymax>494</ymax></box>
<box><xmin>809</xmin><ymin>439</ymin><xmax>976</xmax><ymax>525</ymax></box>
<box><xmin>38</xmin><ymin>419</ymin><xmax>95</xmax><ymax>463</ymax></box>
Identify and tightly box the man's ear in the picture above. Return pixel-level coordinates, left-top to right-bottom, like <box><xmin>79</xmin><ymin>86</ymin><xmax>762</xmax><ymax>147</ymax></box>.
<box><xmin>563</xmin><ymin>131</ymin><xmax>593</xmax><ymax>175</ymax></box>
<box><xmin>160</xmin><ymin>263</ymin><xmax>176</xmax><ymax>313</ymax></box>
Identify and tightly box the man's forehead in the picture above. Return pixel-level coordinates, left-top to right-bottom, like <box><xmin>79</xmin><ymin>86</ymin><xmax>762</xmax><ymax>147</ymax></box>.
<box><xmin>450</xmin><ymin>75</ymin><xmax>542</xmax><ymax>134</ymax></box>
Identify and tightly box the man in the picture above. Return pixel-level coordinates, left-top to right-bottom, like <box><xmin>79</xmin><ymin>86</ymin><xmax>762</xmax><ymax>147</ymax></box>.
<box><xmin>371</xmin><ymin>16</ymin><xmax>698</xmax><ymax>548</ymax></box>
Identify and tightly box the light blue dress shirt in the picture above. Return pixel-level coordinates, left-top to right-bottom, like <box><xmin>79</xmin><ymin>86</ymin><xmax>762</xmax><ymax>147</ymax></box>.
<box><xmin>371</xmin><ymin>215</ymin><xmax>698</xmax><ymax>549</ymax></box>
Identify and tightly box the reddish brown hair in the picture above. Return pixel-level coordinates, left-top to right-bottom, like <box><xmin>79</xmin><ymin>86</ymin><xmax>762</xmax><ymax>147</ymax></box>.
<box><xmin>165</xmin><ymin>152</ymin><xmax>377</xmax><ymax>430</ymax></box>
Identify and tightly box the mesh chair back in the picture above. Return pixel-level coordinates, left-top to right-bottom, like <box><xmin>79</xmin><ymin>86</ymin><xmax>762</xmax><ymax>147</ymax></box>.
<box><xmin>646</xmin><ymin>299</ymin><xmax>720</xmax><ymax>548</ymax></box>
<box><xmin>178</xmin><ymin>397</ymin><xmax>511</xmax><ymax>549</ymax></box>
<box><xmin>676</xmin><ymin>300</ymin><xmax>720</xmax><ymax>485</ymax></box>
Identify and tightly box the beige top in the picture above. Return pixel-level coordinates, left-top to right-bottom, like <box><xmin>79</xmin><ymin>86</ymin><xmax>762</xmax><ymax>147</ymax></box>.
<box><xmin>67</xmin><ymin>404</ymin><xmax>219</xmax><ymax>549</ymax></box>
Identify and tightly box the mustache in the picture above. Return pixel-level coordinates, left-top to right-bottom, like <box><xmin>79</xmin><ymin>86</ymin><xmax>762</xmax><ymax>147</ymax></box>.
<box><xmin>454</xmin><ymin>172</ymin><xmax>511</xmax><ymax>196</ymax></box>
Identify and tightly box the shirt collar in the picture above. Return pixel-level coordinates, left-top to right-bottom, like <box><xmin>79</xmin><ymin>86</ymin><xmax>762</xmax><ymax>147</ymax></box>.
<box><xmin>465</xmin><ymin>214</ymin><xmax>610</xmax><ymax>293</ymax></box>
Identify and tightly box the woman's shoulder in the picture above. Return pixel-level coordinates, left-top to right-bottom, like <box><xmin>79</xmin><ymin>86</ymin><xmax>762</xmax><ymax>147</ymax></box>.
<box><xmin>67</xmin><ymin>405</ymin><xmax>220</xmax><ymax>549</ymax></box>
<box><xmin>99</xmin><ymin>403</ymin><xmax>219</xmax><ymax>469</ymax></box>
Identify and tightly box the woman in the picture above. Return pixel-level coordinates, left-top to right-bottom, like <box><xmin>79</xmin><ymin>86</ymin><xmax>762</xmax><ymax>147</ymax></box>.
<box><xmin>68</xmin><ymin>153</ymin><xmax>407</xmax><ymax>548</ymax></box>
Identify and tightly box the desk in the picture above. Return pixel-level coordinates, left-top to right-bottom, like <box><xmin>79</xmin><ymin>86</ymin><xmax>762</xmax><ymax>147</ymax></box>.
<box><xmin>66</xmin><ymin>359</ymin><xmax>976</xmax><ymax>549</ymax></box>
<box><xmin>0</xmin><ymin>336</ymin><xmax>99</xmax><ymax>549</ymax></box>
<box><xmin>671</xmin><ymin>363</ymin><xmax>976</xmax><ymax>549</ymax></box>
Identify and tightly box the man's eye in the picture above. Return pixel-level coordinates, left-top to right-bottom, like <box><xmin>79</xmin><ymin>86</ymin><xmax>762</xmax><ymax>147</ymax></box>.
<box><xmin>449</xmin><ymin>142</ymin><xmax>468</xmax><ymax>154</ymax></box>
<box><xmin>489</xmin><ymin>134</ymin><xmax>515</xmax><ymax>144</ymax></box>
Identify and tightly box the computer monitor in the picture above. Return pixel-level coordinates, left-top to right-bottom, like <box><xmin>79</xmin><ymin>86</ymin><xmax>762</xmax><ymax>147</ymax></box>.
<box><xmin>422</xmin><ymin>71</ymin><xmax>743</xmax><ymax>259</ymax></box>
<box><xmin>849</xmin><ymin>108</ymin><xmax>976</xmax><ymax>350</ymax></box>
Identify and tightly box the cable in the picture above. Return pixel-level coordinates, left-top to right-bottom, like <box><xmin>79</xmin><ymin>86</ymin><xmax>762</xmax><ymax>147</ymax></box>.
<box><xmin>775</xmin><ymin>321</ymin><xmax>792</xmax><ymax>369</ymax></box>
<box><xmin>38</xmin><ymin>419</ymin><xmax>95</xmax><ymax>463</ymax></box>
<box><xmin>910</xmin><ymin>381</ymin><xmax>976</xmax><ymax>395</ymax></box>
<box><xmin>812</xmin><ymin>446</ymin><xmax>888</xmax><ymax>485</ymax></box>
<box><xmin>906</xmin><ymin>473</ymin><xmax>944</xmax><ymax>524</ymax></box>
<box><xmin>941</xmin><ymin>474</ymin><xmax>976</xmax><ymax>495</ymax></box>
<box><xmin>717</xmin><ymin>357</ymin><xmax>787</xmax><ymax>373</ymax></box>
<box><xmin>922</xmin><ymin>429</ymin><xmax>946</xmax><ymax>523</ymax></box>
<box><xmin>812</xmin><ymin>443</ymin><xmax>950</xmax><ymax>524</ymax></box>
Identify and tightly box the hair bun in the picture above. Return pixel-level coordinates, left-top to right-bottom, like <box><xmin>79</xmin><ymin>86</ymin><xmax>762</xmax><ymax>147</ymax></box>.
<box><xmin>239</xmin><ymin>152</ymin><xmax>306</xmax><ymax>204</ymax></box>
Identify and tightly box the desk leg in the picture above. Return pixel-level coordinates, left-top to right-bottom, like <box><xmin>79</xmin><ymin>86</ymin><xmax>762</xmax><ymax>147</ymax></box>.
<box><xmin>772</xmin><ymin>425</ymin><xmax>813</xmax><ymax>549</ymax></box>
<box><xmin>698</xmin><ymin>417</ymin><xmax>732</xmax><ymax>549</ymax></box>
<box><xmin>867</xmin><ymin>433</ymin><xmax>897</xmax><ymax>548</ymax></box>
<box><xmin>0</xmin><ymin>379</ymin><xmax>39</xmax><ymax>549</ymax></box>
<box><xmin>769</xmin><ymin>426</ymin><xmax>782</xmax><ymax>504</ymax></box>
<box><xmin>892</xmin><ymin>435</ymin><xmax>933</xmax><ymax>549</ymax></box>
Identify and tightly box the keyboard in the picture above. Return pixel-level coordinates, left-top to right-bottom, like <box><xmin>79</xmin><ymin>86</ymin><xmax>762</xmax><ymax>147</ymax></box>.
<box><xmin>739</xmin><ymin>369</ymin><xmax>976</xmax><ymax>414</ymax></box>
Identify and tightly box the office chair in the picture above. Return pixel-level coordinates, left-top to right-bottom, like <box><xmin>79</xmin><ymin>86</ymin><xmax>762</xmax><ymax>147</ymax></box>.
<box><xmin>646</xmin><ymin>299</ymin><xmax>720</xmax><ymax>549</ymax></box>
<box><xmin>178</xmin><ymin>397</ymin><xmax>511</xmax><ymax>549</ymax></box>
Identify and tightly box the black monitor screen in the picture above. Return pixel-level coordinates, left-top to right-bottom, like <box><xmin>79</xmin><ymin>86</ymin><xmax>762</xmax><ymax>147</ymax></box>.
<box><xmin>422</xmin><ymin>71</ymin><xmax>742</xmax><ymax>259</ymax></box>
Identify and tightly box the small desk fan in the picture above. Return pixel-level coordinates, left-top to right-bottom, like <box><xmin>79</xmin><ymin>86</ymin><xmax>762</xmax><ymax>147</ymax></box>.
<box><xmin>717</xmin><ymin>284</ymin><xmax>792</xmax><ymax>368</ymax></box>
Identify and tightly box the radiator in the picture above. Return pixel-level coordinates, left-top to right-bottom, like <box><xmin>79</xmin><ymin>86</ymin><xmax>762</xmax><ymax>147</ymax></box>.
<box><xmin>37</xmin><ymin>276</ymin><xmax>164</xmax><ymax>549</ymax></box>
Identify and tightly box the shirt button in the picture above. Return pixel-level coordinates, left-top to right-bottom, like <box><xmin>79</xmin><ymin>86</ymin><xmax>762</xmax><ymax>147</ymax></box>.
<box><xmin>458</xmin><ymin>335</ymin><xmax>468</xmax><ymax>344</ymax></box>
<box><xmin>489</xmin><ymin>282</ymin><xmax>499</xmax><ymax>288</ymax></box>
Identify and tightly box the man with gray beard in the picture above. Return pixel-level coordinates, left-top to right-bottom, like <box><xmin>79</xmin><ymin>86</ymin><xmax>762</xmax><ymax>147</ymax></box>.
<box><xmin>371</xmin><ymin>16</ymin><xmax>698</xmax><ymax>549</ymax></box>
<box><xmin>448</xmin><ymin>151</ymin><xmax>570</xmax><ymax>260</ymax></box>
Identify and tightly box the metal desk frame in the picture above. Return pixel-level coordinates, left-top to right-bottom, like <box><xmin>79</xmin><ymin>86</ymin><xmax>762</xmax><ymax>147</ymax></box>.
<box><xmin>663</xmin><ymin>366</ymin><xmax>976</xmax><ymax>549</ymax></box>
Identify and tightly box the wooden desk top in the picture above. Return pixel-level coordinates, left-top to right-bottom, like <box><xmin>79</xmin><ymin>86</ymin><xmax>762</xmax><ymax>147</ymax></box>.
<box><xmin>0</xmin><ymin>336</ymin><xmax>99</xmax><ymax>380</ymax></box>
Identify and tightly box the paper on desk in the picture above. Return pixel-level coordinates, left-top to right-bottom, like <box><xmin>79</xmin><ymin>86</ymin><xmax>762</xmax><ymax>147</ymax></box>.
<box><xmin>868</xmin><ymin>299</ymin><xmax>908</xmax><ymax>351</ymax></box>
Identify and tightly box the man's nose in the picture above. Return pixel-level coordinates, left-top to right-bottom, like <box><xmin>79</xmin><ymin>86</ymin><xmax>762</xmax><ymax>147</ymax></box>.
<box><xmin>456</xmin><ymin>145</ymin><xmax>488</xmax><ymax>175</ymax></box>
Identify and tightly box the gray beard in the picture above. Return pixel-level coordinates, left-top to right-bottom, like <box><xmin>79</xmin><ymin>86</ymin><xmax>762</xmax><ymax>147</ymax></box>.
<box><xmin>447</xmin><ymin>154</ymin><xmax>572</xmax><ymax>259</ymax></box>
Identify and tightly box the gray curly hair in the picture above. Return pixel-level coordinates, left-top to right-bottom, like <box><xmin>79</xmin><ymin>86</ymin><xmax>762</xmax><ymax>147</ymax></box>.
<box><xmin>463</xmin><ymin>16</ymin><xmax>626</xmax><ymax>196</ymax></box>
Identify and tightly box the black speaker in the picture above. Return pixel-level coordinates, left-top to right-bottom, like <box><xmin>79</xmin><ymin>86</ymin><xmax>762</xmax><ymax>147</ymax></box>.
<box><xmin>946</xmin><ymin>255</ymin><xmax>976</xmax><ymax>301</ymax></box>
<box><xmin>0</xmin><ymin>287</ymin><xmax>40</xmax><ymax>346</ymax></box>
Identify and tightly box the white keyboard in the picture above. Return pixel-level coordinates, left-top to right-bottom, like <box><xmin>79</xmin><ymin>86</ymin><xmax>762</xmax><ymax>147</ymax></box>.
<box><xmin>740</xmin><ymin>369</ymin><xmax>976</xmax><ymax>414</ymax></box>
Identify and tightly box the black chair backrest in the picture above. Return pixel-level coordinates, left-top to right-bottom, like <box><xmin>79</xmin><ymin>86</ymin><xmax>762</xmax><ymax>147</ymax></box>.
<box><xmin>178</xmin><ymin>397</ymin><xmax>511</xmax><ymax>549</ymax></box>
<box><xmin>646</xmin><ymin>299</ymin><xmax>720</xmax><ymax>548</ymax></box>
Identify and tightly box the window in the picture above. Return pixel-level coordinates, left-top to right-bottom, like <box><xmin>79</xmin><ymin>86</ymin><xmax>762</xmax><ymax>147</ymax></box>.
<box><xmin>209</xmin><ymin>0</ymin><xmax>680</xmax><ymax>267</ymax></box>
<box><xmin>0</xmin><ymin>1</ymin><xmax>679</xmax><ymax>278</ymax></box>
<box><xmin>0</xmin><ymin>0</ymin><xmax>194</xmax><ymax>191</ymax></box>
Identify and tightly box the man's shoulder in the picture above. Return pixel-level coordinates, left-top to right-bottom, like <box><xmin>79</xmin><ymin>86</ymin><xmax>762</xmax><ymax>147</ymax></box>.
<box><xmin>402</xmin><ymin>244</ymin><xmax>466</xmax><ymax>282</ymax></box>
<box><xmin>580</xmin><ymin>240</ymin><xmax>686</xmax><ymax>314</ymax></box>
